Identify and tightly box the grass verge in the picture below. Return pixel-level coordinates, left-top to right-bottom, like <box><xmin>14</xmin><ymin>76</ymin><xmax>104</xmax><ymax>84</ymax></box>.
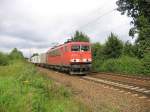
<box><xmin>0</xmin><ymin>61</ymin><xmax>89</xmax><ymax>112</ymax></box>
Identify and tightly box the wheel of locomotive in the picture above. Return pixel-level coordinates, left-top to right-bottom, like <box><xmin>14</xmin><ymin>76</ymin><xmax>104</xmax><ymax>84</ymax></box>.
<box><xmin>69</xmin><ymin>68</ymin><xmax>73</xmax><ymax>75</ymax></box>
<box><xmin>59</xmin><ymin>66</ymin><xmax>63</xmax><ymax>72</ymax></box>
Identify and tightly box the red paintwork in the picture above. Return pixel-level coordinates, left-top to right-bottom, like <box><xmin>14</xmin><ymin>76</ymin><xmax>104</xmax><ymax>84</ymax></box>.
<box><xmin>46</xmin><ymin>42</ymin><xmax>92</xmax><ymax>66</ymax></box>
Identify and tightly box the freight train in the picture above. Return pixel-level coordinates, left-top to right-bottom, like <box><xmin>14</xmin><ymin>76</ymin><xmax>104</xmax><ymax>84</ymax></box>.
<box><xmin>30</xmin><ymin>41</ymin><xmax>92</xmax><ymax>74</ymax></box>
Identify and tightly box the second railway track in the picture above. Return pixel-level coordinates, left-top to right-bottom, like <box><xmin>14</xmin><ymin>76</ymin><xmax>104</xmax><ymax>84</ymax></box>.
<box><xmin>91</xmin><ymin>72</ymin><xmax>150</xmax><ymax>81</ymax></box>
<box><xmin>81</xmin><ymin>75</ymin><xmax>150</xmax><ymax>98</ymax></box>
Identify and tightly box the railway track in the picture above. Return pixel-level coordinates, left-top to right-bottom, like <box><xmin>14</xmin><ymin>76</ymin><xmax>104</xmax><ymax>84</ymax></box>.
<box><xmin>89</xmin><ymin>74</ymin><xmax>150</xmax><ymax>89</ymax></box>
<box><xmin>38</xmin><ymin>66</ymin><xmax>150</xmax><ymax>99</ymax></box>
<box><xmin>91</xmin><ymin>72</ymin><xmax>150</xmax><ymax>81</ymax></box>
<box><xmin>81</xmin><ymin>76</ymin><xmax>150</xmax><ymax>98</ymax></box>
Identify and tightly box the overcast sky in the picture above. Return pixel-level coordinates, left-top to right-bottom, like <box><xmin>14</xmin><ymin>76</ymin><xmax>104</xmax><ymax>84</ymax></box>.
<box><xmin>0</xmin><ymin>0</ymin><xmax>134</xmax><ymax>57</ymax></box>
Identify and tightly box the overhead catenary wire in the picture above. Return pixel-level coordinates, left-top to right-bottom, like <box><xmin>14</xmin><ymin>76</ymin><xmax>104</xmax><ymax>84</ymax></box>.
<box><xmin>66</xmin><ymin>7</ymin><xmax>118</xmax><ymax>36</ymax></box>
<box><xmin>78</xmin><ymin>8</ymin><xmax>117</xmax><ymax>31</ymax></box>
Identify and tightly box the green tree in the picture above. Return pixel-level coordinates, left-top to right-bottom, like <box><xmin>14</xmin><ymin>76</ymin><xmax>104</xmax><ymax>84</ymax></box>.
<box><xmin>116</xmin><ymin>0</ymin><xmax>150</xmax><ymax>37</ymax></box>
<box><xmin>91</xmin><ymin>42</ymin><xmax>102</xmax><ymax>59</ymax></box>
<box><xmin>9</xmin><ymin>48</ymin><xmax>24</xmax><ymax>60</ymax></box>
<box><xmin>71</xmin><ymin>31</ymin><xmax>90</xmax><ymax>42</ymax></box>
<box><xmin>123</xmin><ymin>41</ymin><xmax>135</xmax><ymax>57</ymax></box>
<box><xmin>91</xmin><ymin>42</ymin><xmax>104</xmax><ymax>72</ymax></box>
<box><xmin>142</xmin><ymin>51</ymin><xmax>150</xmax><ymax>75</ymax></box>
<box><xmin>135</xmin><ymin>15</ymin><xmax>150</xmax><ymax>58</ymax></box>
<box><xmin>0</xmin><ymin>52</ymin><xmax>9</xmax><ymax>65</ymax></box>
<box><xmin>103</xmin><ymin>33</ymin><xmax>123</xmax><ymax>59</ymax></box>
<box><xmin>116</xmin><ymin>0</ymin><xmax>150</xmax><ymax>58</ymax></box>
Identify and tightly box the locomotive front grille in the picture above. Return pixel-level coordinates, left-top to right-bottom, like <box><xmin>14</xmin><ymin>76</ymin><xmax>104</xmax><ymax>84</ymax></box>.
<box><xmin>70</xmin><ymin>63</ymin><xmax>91</xmax><ymax>74</ymax></box>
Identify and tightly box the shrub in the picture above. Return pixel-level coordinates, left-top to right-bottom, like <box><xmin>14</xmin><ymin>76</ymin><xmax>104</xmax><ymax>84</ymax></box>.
<box><xmin>9</xmin><ymin>48</ymin><xmax>24</xmax><ymax>60</ymax></box>
<box><xmin>100</xmin><ymin>56</ymin><xmax>143</xmax><ymax>75</ymax></box>
<box><xmin>123</xmin><ymin>41</ymin><xmax>135</xmax><ymax>57</ymax></box>
<box><xmin>91</xmin><ymin>42</ymin><xmax>102</xmax><ymax>58</ymax></box>
<box><xmin>0</xmin><ymin>52</ymin><xmax>9</xmax><ymax>66</ymax></box>
<box><xmin>92</xmin><ymin>59</ymin><xmax>104</xmax><ymax>72</ymax></box>
<box><xmin>103</xmin><ymin>33</ymin><xmax>123</xmax><ymax>59</ymax></box>
<box><xmin>142</xmin><ymin>52</ymin><xmax>150</xmax><ymax>75</ymax></box>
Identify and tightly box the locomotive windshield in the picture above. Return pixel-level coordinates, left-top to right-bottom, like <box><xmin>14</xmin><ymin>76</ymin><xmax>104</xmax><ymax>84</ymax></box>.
<box><xmin>71</xmin><ymin>45</ymin><xmax>80</xmax><ymax>51</ymax></box>
<box><xmin>81</xmin><ymin>45</ymin><xmax>90</xmax><ymax>51</ymax></box>
<box><xmin>71</xmin><ymin>45</ymin><xmax>90</xmax><ymax>51</ymax></box>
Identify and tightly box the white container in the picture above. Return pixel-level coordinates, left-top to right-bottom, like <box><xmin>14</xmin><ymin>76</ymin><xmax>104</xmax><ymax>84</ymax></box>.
<box><xmin>40</xmin><ymin>53</ymin><xmax>47</xmax><ymax>64</ymax></box>
<box><xmin>31</xmin><ymin>55</ymin><xmax>40</xmax><ymax>64</ymax></box>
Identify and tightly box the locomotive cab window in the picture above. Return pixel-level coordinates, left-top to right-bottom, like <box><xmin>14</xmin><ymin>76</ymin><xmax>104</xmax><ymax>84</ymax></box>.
<box><xmin>81</xmin><ymin>45</ymin><xmax>90</xmax><ymax>51</ymax></box>
<box><xmin>64</xmin><ymin>46</ymin><xmax>68</xmax><ymax>52</ymax></box>
<box><xmin>71</xmin><ymin>45</ymin><xmax>80</xmax><ymax>51</ymax></box>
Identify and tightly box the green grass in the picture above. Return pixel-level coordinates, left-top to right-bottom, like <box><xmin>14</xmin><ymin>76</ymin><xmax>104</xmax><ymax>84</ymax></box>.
<box><xmin>0</xmin><ymin>61</ymin><xmax>89</xmax><ymax>112</ymax></box>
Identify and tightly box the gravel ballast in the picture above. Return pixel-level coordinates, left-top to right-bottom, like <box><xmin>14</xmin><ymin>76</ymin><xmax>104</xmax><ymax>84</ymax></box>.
<box><xmin>38</xmin><ymin>67</ymin><xmax>150</xmax><ymax>112</ymax></box>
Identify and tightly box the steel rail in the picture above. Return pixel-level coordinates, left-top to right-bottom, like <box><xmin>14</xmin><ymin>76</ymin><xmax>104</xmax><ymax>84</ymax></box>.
<box><xmin>82</xmin><ymin>76</ymin><xmax>150</xmax><ymax>98</ymax></box>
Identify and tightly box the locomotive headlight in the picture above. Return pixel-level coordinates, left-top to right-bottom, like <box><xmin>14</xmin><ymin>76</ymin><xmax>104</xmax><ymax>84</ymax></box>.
<box><xmin>76</xmin><ymin>59</ymin><xmax>80</xmax><ymax>62</ymax></box>
<box><xmin>88</xmin><ymin>58</ymin><xmax>92</xmax><ymax>62</ymax></box>
<box><xmin>70</xmin><ymin>59</ymin><xmax>75</xmax><ymax>62</ymax></box>
<box><xmin>82</xmin><ymin>59</ymin><xmax>87</xmax><ymax>62</ymax></box>
<box><xmin>82</xmin><ymin>58</ymin><xmax>92</xmax><ymax>62</ymax></box>
<box><xmin>70</xmin><ymin>59</ymin><xmax>80</xmax><ymax>62</ymax></box>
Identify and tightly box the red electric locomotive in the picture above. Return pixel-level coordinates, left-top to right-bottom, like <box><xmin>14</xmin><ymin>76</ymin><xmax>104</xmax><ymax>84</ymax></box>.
<box><xmin>46</xmin><ymin>41</ymin><xmax>92</xmax><ymax>74</ymax></box>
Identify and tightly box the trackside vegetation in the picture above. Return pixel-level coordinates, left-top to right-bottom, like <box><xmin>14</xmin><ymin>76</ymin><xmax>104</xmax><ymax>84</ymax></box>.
<box><xmin>0</xmin><ymin>49</ymin><xmax>89</xmax><ymax>112</ymax></box>
<box><xmin>91</xmin><ymin>33</ymin><xmax>150</xmax><ymax>76</ymax></box>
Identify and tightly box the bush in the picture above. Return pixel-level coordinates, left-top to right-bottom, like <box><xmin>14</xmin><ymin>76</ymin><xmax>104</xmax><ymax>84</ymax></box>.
<box><xmin>103</xmin><ymin>33</ymin><xmax>123</xmax><ymax>59</ymax></box>
<box><xmin>123</xmin><ymin>41</ymin><xmax>135</xmax><ymax>57</ymax></box>
<box><xmin>9</xmin><ymin>48</ymin><xmax>24</xmax><ymax>60</ymax></box>
<box><xmin>91</xmin><ymin>42</ymin><xmax>102</xmax><ymax>58</ymax></box>
<box><xmin>142</xmin><ymin>52</ymin><xmax>150</xmax><ymax>75</ymax></box>
<box><xmin>0</xmin><ymin>52</ymin><xmax>9</xmax><ymax>66</ymax></box>
<box><xmin>92</xmin><ymin>59</ymin><xmax>104</xmax><ymax>72</ymax></box>
<box><xmin>100</xmin><ymin>56</ymin><xmax>143</xmax><ymax>75</ymax></box>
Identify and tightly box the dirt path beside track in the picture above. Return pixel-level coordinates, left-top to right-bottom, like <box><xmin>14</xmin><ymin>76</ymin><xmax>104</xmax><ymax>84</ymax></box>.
<box><xmin>38</xmin><ymin>67</ymin><xmax>150</xmax><ymax>112</ymax></box>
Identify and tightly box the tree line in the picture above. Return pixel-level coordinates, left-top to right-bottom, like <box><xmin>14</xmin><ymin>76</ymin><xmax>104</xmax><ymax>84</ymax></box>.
<box><xmin>0</xmin><ymin>48</ymin><xmax>24</xmax><ymax>66</ymax></box>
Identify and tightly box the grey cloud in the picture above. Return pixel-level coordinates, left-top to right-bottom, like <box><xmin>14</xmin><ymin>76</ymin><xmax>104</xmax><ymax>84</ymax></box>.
<box><xmin>0</xmin><ymin>35</ymin><xmax>51</xmax><ymax>49</ymax></box>
<box><xmin>0</xmin><ymin>17</ymin><xmax>47</xmax><ymax>42</ymax></box>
